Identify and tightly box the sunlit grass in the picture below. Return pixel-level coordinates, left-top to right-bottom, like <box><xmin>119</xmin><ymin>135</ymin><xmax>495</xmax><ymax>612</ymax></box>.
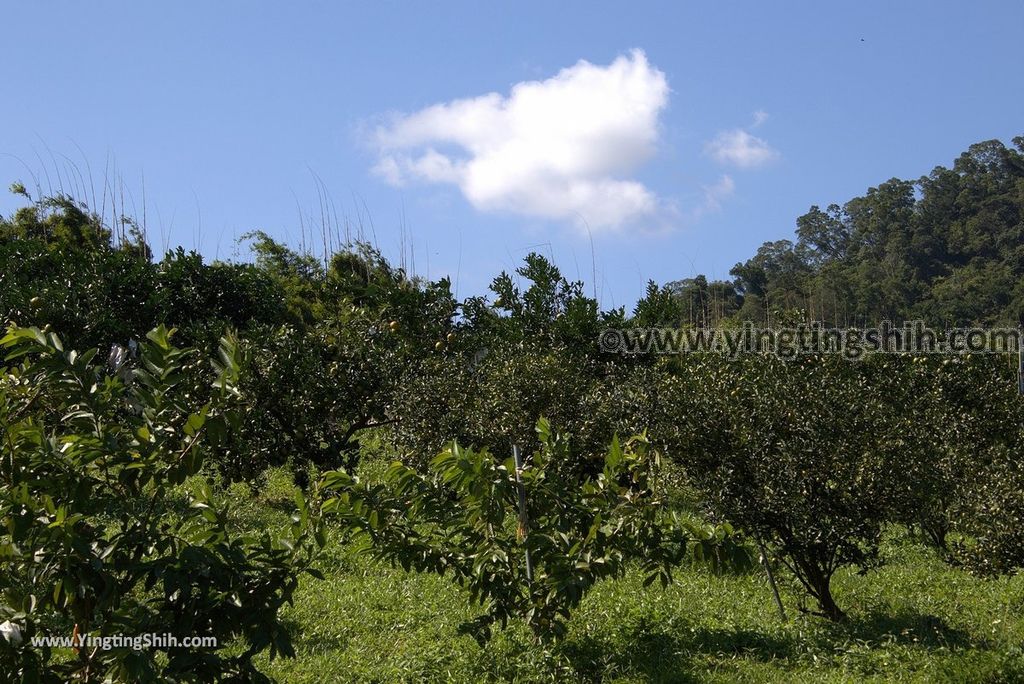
<box><xmin>222</xmin><ymin>469</ymin><xmax>1024</xmax><ymax>683</ymax></box>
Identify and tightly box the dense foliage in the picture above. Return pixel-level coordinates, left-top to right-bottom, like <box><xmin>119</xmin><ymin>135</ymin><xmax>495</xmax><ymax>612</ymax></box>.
<box><xmin>0</xmin><ymin>194</ymin><xmax>287</xmax><ymax>352</ymax></box>
<box><xmin>0</xmin><ymin>326</ymin><xmax>323</xmax><ymax>681</ymax></box>
<box><xmin>644</xmin><ymin>137</ymin><xmax>1024</xmax><ymax>327</ymax></box>
<box><xmin>664</xmin><ymin>355</ymin><xmax>899</xmax><ymax>620</ymax></box>
<box><xmin>323</xmin><ymin>420</ymin><xmax>748</xmax><ymax>643</ymax></box>
<box><xmin>387</xmin><ymin>253</ymin><xmax>641</xmax><ymax>476</ymax></box>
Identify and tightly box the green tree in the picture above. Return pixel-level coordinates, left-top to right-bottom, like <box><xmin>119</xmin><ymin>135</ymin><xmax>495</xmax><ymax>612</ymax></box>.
<box><xmin>0</xmin><ymin>325</ymin><xmax>323</xmax><ymax>682</ymax></box>
<box><xmin>323</xmin><ymin>420</ymin><xmax>748</xmax><ymax>644</ymax></box>
<box><xmin>670</xmin><ymin>354</ymin><xmax>901</xmax><ymax>620</ymax></box>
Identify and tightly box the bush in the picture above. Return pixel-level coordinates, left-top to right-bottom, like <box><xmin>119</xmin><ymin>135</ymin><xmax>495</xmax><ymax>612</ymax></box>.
<box><xmin>671</xmin><ymin>354</ymin><xmax>900</xmax><ymax>620</ymax></box>
<box><xmin>0</xmin><ymin>198</ymin><xmax>156</xmax><ymax>351</ymax></box>
<box><xmin>869</xmin><ymin>354</ymin><xmax>1024</xmax><ymax>551</ymax></box>
<box><xmin>0</xmin><ymin>325</ymin><xmax>323</xmax><ymax>682</ymax></box>
<box><xmin>222</xmin><ymin>314</ymin><xmax>418</xmax><ymax>481</ymax></box>
<box><xmin>323</xmin><ymin>419</ymin><xmax>749</xmax><ymax>644</ymax></box>
<box><xmin>153</xmin><ymin>248</ymin><xmax>289</xmax><ymax>349</ymax></box>
<box><xmin>954</xmin><ymin>446</ymin><xmax>1024</xmax><ymax>575</ymax></box>
<box><xmin>388</xmin><ymin>343</ymin><xmax>608</xmax><ymax>474</ymax></box>
<box><xmin>387</xmin><ymin>252</ymin><xmax>653</xmax><ymax>477</ymax></box>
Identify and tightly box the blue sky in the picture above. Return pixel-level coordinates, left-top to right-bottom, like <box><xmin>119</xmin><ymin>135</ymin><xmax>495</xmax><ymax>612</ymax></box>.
<box><xmin>2</xmin><ymin>1</ymin><xmax>1022</xmax><ymax>310</ymax></box>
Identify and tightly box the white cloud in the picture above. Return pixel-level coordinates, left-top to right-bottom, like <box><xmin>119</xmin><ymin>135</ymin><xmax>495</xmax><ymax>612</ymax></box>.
<box><xmin>687</xmin><ymin>174</ymin><xmax>735</xmax><ymax>222</ymax></box>
<box><xmin>752</xmin><ymin>109</ymin><xmax>769</xmax><ymax>128</ymax></box>
<box><xmin>700</xmin><ymin>174</ymin><xmax>735</xmax><ymax>213</ymax></box>
<box><xmin>370</xmin><ymin>49</ymin><xmax>670</xmax><ymax>231</ymax></box>
<box><xmin>705</xmin><ymin>128</ymin><xmax>778</xmax><ymax>169</ymax></box>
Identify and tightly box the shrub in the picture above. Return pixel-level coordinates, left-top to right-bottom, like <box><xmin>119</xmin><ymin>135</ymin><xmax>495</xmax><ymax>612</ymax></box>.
<box><xmin>222</xmin><ymin>313</ymin><xmax>419</xmax><ymax>481</ymax></box>
<box><xmin>867</xmin><ymin>354</ymin><xmax>1024</xmax><ymax>551</ymax></box>
<box><xmin>216</xmin><ymin>241</ymin><xmax>459</xmax><ymax>482</ymax></box>
<box><xmin>153</xmin><ymin>248</ymin><xmax>288</xmax><ymax>349</ymax></box>
<box><xmin>385</xmin><ymin>252</ymin><xmax>645</xmax><ymax>477</ymax></box>
<box><xmin>387</xmin><ymin>343</ymin><xmax>605</xmax><ymax>475</ymax></box>
<box><xmin>0</xmin><ymin>325</ymin><xmax>323</xmax><ymax>682</ymax></box>
<box><xmin>322</xmin><ymin>419</ymin><xmax>749</xmax><ymax>644</ymax></box>
<box><xmin>953</xmin><ymin>446</ymin><xmax>1024</xmax><ymax>575</ymax></box>
<box><xmin>0</xmin><ymin>199</ymin><xmax>156</xmax><ymax>351</ymax></box>
<box><xmin>671</xmin><ymin>354</ymin><xmax>900</xmax><ymax>620</ymax></box>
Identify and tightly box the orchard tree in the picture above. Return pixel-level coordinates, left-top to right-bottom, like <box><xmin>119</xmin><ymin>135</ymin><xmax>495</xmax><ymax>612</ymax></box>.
<box><xmin>670</xmin><ymin>354</ymin><xmax>901</xmax><ymax>620</ymax></box>
<box><xmin>0</xmin><ymin>325</ymin><xmax>323</xmax><ymax>682</ymax></box>
<box><xmin>323</xmin><ymin>419</ymin><xmax>748</xmax><ymax>644</ymax></box>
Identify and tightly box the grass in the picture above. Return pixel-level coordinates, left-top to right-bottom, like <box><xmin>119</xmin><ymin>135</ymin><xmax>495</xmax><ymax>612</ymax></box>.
<box><xmin>220</xmin><ymin>467</ymin><xmax>1024</xmax><ymax>683</ymax></box>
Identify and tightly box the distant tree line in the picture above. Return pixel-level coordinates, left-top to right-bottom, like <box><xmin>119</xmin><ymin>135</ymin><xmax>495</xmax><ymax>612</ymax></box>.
<box><xmin>638</xmin><ymin>136</ymin><xmax>1024</xmax><ymax>328</ymax></box>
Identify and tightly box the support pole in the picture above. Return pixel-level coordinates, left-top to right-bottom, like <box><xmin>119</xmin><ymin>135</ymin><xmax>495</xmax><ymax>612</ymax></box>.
<box><xmin>512</xmin><ymin>445</ymin><xmax>533</xmax><ymax>582</ymax></box>
<box><xmin>755</xmin><ymin>533</ymin><xmax>787</xmax><ymax>622</ymax></box>
<box><xmin>1018</xmin><ymin>329</ymin><xmax>1023</xmax><ymax>396</ymax></box>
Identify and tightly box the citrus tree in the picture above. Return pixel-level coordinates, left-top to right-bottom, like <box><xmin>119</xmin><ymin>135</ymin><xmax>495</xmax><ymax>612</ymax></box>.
<box><xmin>670</xmin><ymin>354</ymin><xmax>899</xmax><ymax>621</ymax></box>
<box><xmin>323</xmin><ymin>419</ymin><xmax>749</xmax><ymax>644</ymax></box>
<box><xmin>0</xmin><ymin>325</ymin><xmax>323</xmax><ymax>682</ymax></box>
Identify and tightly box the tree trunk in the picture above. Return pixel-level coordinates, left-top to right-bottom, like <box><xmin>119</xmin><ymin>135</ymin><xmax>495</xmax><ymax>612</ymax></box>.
<box><xmin>794</xmin><ymin>554</ymin><xmax>846</xmax><ymax>621</ymax></box>
<box><xmin>808</xmin><ymin>565</ymin><xmax>845</xmax><ymax>621</ymax></box>
<box><xmin>812</xmin><ymin>579</ymin><xmax>846</xmax><ymax>622</ymax></box>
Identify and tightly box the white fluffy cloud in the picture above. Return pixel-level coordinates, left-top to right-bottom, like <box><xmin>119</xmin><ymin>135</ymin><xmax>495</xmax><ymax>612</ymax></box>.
<box><xmin>705</xmin><ymin>128</ymin><xmax>778</xmax><ymax>169</ymax></box>
<box><xmin>370</xmin><ymin>50</ymin><xmax>670</xmax><ymax>231</ymax></box>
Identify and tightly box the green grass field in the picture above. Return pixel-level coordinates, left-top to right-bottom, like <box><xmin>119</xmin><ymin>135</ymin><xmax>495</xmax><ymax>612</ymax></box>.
<box><xmin>216</xmin><ymin>468</ymin><xmax>1024</xmax><ymax>683</ymax></box>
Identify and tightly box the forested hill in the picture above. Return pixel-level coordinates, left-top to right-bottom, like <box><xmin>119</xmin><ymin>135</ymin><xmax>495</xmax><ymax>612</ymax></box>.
<box><xmin>654</xmin><ymin>136</ymin><xmax>1024</xmax><ymax>328</ymax></box>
